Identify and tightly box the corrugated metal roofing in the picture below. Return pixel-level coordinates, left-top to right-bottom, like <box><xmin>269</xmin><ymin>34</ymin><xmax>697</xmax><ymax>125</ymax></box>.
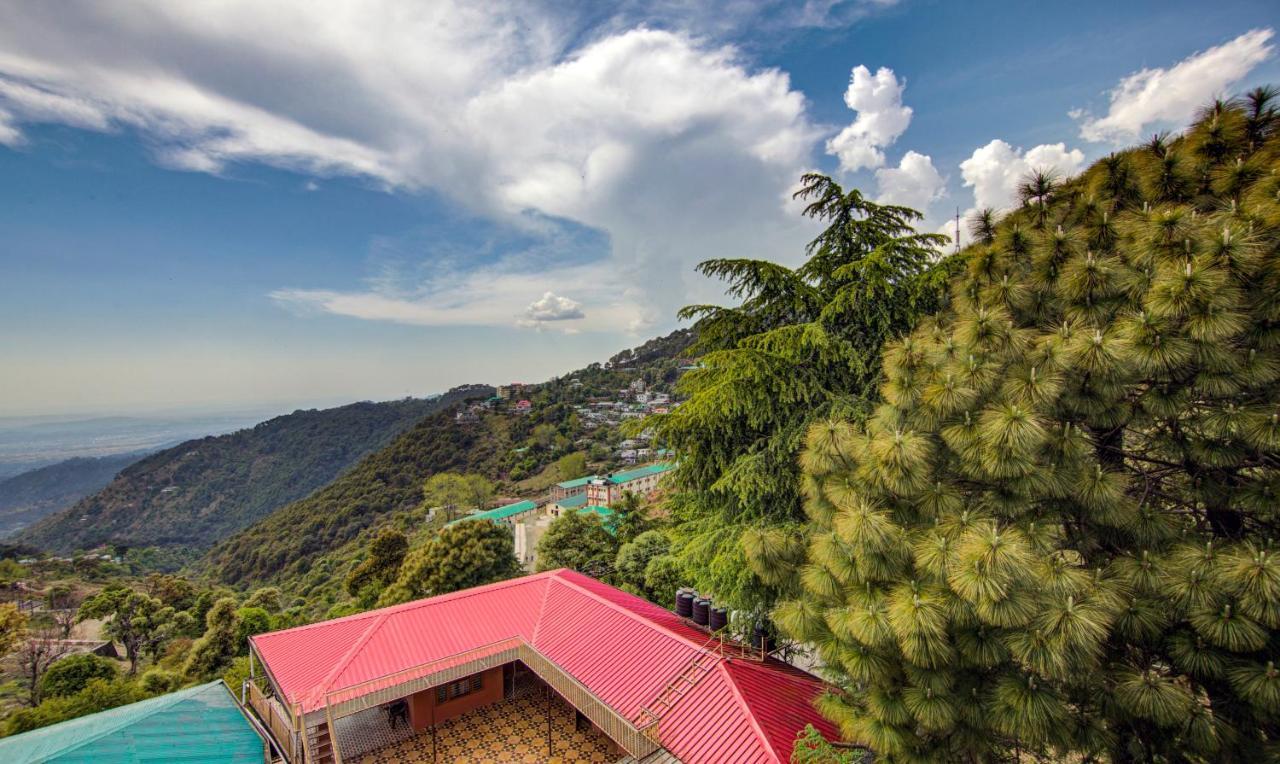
<box><xmin>607</xmin><ymin>463</ymin><xmax>673</xmax><ymax>484</ymax></box>
<box><xmin>252</xmin><ymin>570</ymin><xmax>837</xmax><ymax>764</ymax></box>
<box><xmin>448</xmin><ymin>499</ymin><xmax>538</xmax><ymax>525</ymax></box>
<box><xmin>555</xmin><ymin>475</ymin><xmax>597</xmax><ymax>489</ymax></box>
<box><xmin>0</xmin><ymin>680</ymin><xmax>264</xmax><ymax>764</ymax></box>
<box><xmin>553</xmin><ymin>493</ymin><xmax>588</xmax><ymax>509</ymax></box>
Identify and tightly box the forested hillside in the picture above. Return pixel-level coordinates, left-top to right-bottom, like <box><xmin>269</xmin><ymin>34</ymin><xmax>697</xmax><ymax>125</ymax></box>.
<box><xmin>198</xmin><ymin>332</ymin><xmax>695</xmax><ymax>609</ymax></box>
<box><xmin>0</xmin><ymin>453</ymin><xmax>143</xmax><ymax>538</ymax></box>
<box><xmin>16</xmin><ymin>394</ymin><xmax>468</xmax><ymax>555</ymax></box>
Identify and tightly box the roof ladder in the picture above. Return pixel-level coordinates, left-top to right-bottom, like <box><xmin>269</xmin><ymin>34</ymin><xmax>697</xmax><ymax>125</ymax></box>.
<box><xmin>633</xmin><ymin>635</ymin><xmax>724</xmax><ymax>743</ymax></box>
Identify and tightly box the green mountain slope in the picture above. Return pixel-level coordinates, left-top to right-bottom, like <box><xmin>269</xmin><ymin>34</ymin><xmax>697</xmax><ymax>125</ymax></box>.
<box><xmin>0</xmin><ymin>453</ymin><xmax>143</xmax><ymax>538</ymax></box>
<box><xmin>16</xmin><ymin>392</ymin><xmax>479</xmax><ymax>555</ymax></box>
<box><xmin>198</xmin><ymin>330</ymin><xmax>695</xmax><ymax>606</ymax></box>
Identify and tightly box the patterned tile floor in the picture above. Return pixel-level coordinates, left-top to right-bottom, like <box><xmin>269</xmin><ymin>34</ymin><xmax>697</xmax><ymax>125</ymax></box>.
<box><xmin>351</xmin><ymin>684</ymin><xmax>619</xmax><ymax>764</ymax></box>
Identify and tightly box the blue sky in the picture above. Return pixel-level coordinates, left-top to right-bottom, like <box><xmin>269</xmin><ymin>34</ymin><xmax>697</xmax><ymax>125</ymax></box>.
<box><xmin>1</xmin><ymin>0</ymin><xmax>1278</xmax><ymax>415</ymax></box>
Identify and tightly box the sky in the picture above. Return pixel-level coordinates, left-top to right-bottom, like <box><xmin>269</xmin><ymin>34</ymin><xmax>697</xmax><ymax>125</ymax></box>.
<box><xmin>1</xmin><ymin>0</ymin><xmax>1278</xmax><ymax>416</ymax></box>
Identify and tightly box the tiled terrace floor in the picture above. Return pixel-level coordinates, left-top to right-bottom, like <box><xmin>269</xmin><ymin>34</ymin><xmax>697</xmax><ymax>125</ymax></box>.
<box><xmin>350</xmin><ymin>685</ymin><xmax>619</xmax><ymax>764</ymax></box>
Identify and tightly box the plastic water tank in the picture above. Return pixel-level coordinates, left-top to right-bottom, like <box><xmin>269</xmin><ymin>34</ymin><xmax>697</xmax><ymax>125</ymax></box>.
<box><xmin>692</xmin><ymin>597</ymin><xmax>710</xmax><ymax>626</ymax></box>
<box><xmin>709</xmin><ymin>606</ymin><xmax>728</xmax><ymax>632</ymax></box>
<box><xmin>675</xmin><ymin>589</ymin><xmax>695</xmax><ymax>618</ymax></box>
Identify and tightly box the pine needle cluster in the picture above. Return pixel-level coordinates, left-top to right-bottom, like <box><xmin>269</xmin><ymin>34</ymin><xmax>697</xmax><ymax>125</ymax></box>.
<box><xmin>768</xmin><ymin>89</ymin><xmax>1280</xmax><ymax>761</ymax></box>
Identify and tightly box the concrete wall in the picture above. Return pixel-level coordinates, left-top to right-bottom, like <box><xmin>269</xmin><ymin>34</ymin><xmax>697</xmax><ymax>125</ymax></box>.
<box><xmin>406</xmin><ymin>666</ymin><xmax>505</xmax><ymax>731</ymax></box>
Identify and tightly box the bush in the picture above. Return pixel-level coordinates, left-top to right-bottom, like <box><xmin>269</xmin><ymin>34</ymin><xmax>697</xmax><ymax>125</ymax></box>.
<box><xmin>139</xmin><ymin>668</ymin><xmax>180</xmax><ymax>695</ymax></box>
<box><xmin>3</xmin><ymin>678</ymin><xmax>143</xmax><ymax>736</ymax></box>
<box><xmin>39</xmin><ymin>654</ymin><xmax>118</xmax><ymax>699</ymax></box>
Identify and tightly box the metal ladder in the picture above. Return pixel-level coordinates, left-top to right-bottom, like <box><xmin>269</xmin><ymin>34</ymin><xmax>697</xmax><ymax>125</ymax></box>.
<box><xmin>633</xmin><ymin>635</ymin><xmax>725</xmax><ymax>741</ymax></box>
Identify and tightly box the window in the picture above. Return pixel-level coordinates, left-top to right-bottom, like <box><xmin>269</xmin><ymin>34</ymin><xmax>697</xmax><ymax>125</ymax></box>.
<box><xmin>435</xmin><ymin>673</ymin><xmax>483</xmax><ymax>704</ymax></box>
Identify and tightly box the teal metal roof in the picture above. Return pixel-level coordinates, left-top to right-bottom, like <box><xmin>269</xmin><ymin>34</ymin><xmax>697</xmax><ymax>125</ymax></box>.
<box><xmin>0</xmin><ymin>680</ymin><xmax>265</xmax><ymax>764</ymax></box>
<box><xmin>579</xmin><ymin>504</ymin><xmax>615</xmax><ymax>518</ymax></box>
<box><xmin>607</xmin><ymin>463</ymin><xmax>673</xmax><ymax>484</ymax></box>
<box><xmin>554</xmin><ymin>493</ymin><xmax>588</xmax><ymax>509</ymax></box>
<box><xmin>450</xmin><ymin>499</ymin><xmax>538</xmax><ymax>524</ymax></box>
<box><xmin>555</xmin><ymin>475</ymin><xmax>597</xmax><ymax>489</ymax></box>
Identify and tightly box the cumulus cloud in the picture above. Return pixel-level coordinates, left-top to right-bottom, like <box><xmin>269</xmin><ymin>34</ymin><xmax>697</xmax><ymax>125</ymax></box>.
<box><xmin>1075</xmin><ymin>28</ymin><xmax>1275</xmax><ymax>143</ymax></box>
<box><xmin>875</xmin><ymin>150</ymin><xmax>945</xmax><ymax>212</ymax></box>
<box><xmin>0</xmin><ymin>1</ymin><xmax>829</xmax><ymax>333</ymax></box>
<box><xmin>520</xmin><ymin>291</ymin><xmax>585</xmax><ymax>327</ymax></box>
<box><xmin>826</xmin><ymin>65</ymin><xmax>912</xmax><ymax>172</ymax></box>
<box><xmin>959</xmin><ymin>140</ymin><xmax>1085</xmax><ymax>211</ymax></box>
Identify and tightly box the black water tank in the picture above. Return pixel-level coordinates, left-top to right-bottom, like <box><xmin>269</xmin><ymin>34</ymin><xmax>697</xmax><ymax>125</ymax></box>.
<box><xmin>675</xmin><ymin>589</ymin><xmax>694</xmax><ymax>618</ymax></box>
<box><xmin>709</xmin><ymin>606</ymin><xmax>728</xmax><ymax>632</ymax></box>
<box><xmin>751</xmin><ymin>622</ymin><xmax>773</xmax><ymax>653</ymax></box>
<box><xmin>692</xmin><ymin>597</ymin><xmax>710</xmax><ymax>626</ymax></box>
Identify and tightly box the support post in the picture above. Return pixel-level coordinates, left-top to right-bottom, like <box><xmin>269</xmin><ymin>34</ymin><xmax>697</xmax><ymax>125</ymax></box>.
<box><xmin>546</xmin><ymin>682</ymin><xmax>553</xmax><ymax>758</ymax></box>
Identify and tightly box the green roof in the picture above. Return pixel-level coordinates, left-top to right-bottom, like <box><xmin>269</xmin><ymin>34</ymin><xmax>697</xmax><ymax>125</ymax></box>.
<box><xmin>450</xmin><ymin>499</ymin><xmax>538</xmax><ymax>524</ymax></box>
<box><xmin>607</xmin><ymin>463</ymin><xmax>673</xmax><ymax>484</ymax></box>
<box><xmin>0</xmin><ymin>680</ymin><xmax>264</xmax><ymax>764</ymax></box>
<box><xmin>555</xmin><ymin>475</ymin><xmax>597</xmax><ymax>489</ymax></box>
<box><xmin>555</xmin><ymin>493</ymin><xmax>588</xmax><ymax>509</ymax></box>
<box><xmin>578</xmin><ymin>504</ymin><xmax>615</xmax><ymax>518</ymax></box>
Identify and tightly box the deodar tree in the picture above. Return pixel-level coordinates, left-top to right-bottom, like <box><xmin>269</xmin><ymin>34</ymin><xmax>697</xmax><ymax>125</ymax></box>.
<box><xmin>657</xmin><ymin>174</ymin><xmax>954</xmax><ymax>614</ymax></box>
<box><xmin>770</xmin><ymin>92</ymin><xmax>1280</xmax><ymax>761</ymax></box>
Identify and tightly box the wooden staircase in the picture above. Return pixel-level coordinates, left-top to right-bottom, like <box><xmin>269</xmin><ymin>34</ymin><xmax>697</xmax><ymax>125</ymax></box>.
<box><xmin>633</xmin><ymin>641</ymin><xmax>722</xmax><ymax>742</ymax></box>
<box><xmin>306</xmin><ymin>721</ymin><xmax>335</xmax><ymax>764</ymax></box>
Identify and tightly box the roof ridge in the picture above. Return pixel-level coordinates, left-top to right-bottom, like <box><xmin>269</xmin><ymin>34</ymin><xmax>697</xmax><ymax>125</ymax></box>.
<box><xmin>254</xmin><ymin>571</ymin><xmax>557</xmax><ymax>643</ymax></box>
<box><xmin>27</xmin><ymin>680</ymin><xmax>220</xmax><ymax>761</ymax></box>
<box><xmin>715</xmin><ymin>662</ymin><xmax>784</xmax><ymax>763</ymax></box>
<box><xmin>310</xmin><ymin>610</ymin><xmax>390</xmax><ymax>704</ymax></box>
<box><xmin>550</xmin><ymin>570</ymin><xmax>712</xmax><ymax>656</ymax></box>
<box><xmin>529</xmin><ymin>575</ymin><xmax>554</xmax><ymax>644</ymax></box>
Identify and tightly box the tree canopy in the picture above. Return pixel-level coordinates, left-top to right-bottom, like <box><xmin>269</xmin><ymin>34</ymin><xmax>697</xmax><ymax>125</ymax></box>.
<box><xmin>379</xmin><ymin>520</ymin><xmax>521</xmax><ymax>605</ymax></box>
<box><xmin>769</xmin><ymin>91</ymin><xmax>1280</xmax><ymax>761</ymax></box>
<box><xmin>656</xmin><ymin>173</ymin><xmax>956</xmax><ymax>614</ymax></box>
<box><xmin>535</xmin><ymin>512</ymin><xmax>618</xmax><ymax>573</ymax></box>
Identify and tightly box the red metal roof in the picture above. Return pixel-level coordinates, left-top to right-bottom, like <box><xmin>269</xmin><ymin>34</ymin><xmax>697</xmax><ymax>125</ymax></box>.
<box><xmin>252</xmin><ymin>569</ymin><xmax>838</xmax><ymax>764</ymax></box>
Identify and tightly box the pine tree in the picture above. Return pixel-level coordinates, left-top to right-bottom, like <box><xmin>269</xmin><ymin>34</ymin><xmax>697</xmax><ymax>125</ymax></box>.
<box><xmin>658</xmin><ymin>174</ymin><xmax>954</xmax><ymax>614</ymax></box>
<box><xmin>766</xmin><ymin>93</ymin><xmax>1280</xmax><ymax>761</ymax></box>
<box><xmin>379</xmin><ymin>520</ymin><xmax>520</xmax><ymax>605</ymax></box>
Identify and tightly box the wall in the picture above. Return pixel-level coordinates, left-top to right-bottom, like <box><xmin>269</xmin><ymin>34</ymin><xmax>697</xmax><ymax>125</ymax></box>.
<box><xmin>407</xmin><ymin>666</ymin><xmax>505</xmax><ymax>731</ymax></box>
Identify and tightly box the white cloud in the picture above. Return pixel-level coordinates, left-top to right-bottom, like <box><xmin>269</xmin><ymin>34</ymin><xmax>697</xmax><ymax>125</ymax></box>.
<box><xmin>0</xmin><ymin>109</ymin><xmax>20</xmax><ymax>146</ymax></box>
<box><xmin>0</xmin><ymin>1</ymin><xmax>826</xmax><ymax>333</ymax></box>
<box><xmin>1075</xmin><ymin>28</ymin><xmax>1275</xmax><ymax>143</ymax></box>
<box><xmin>875</xmin><ymin>150</ymin><xmax>945</xmax><ymax>212</ymax></box>
<box><xmin>959</xmin><ymin>140</ymin><xmax>1085</xmax><ymax>211</ymax></box>
<box><xmin>826</xmin><ymin>65</ymin><xmax>912</xmax><ymax>172</ymax></box>
<box><xmin>521</xmin><ymin>291</ymin><xmax>585</xmax><ymax>326</ymax></box>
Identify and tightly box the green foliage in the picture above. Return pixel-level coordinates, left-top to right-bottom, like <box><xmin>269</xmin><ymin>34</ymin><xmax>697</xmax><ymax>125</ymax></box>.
<box><xmin>139</xmin><ymin>667</ymin><xmax>180</xmax><ymax>695</ymax></box>
<box><xmin>345</xmin><ymin>529</ymin><xmax>409</xmax><ymax>607</ymax></box>
<box><xmin>18</xmin><ymin>397</ymin><xmax>452</xmax><ymax>554</ymax></box>
<box><xmin>555</xmin><ymin>452</ymin><xmax>588</xmax><ymax>481</ymax></box>
<box><xmin>611</xmin><ymin>491</ymin><xmax>656</xmax><ymax>544</ymax></box>
<box><xmin>643</xmin><ymin>555</ymin><xmax>684</xmax><ymax>606</ymax></box>
<box><xmin>233</xmin><ymin>607</ymin><xmax>271</xmax><ymax>656</ymax></box>
<box><xmin>421</xmin><ymin>472</ymin><xmax>494</xmax><ymax>522</ymax></box>
<box><xmin>144</xmin><ymin>573</ymin><xmax>196</xmax><ymax>610</ymax></box>
<box><xmin>379</xmin><ymin>521</ymin><xmax>521</xmax><ymax>605</ymax></box>
<box><xmin>771</xmin><ymin>93</ymin><xmax>1280</xmax><ymax>761</ymax></box>
<box><xmin>39</xmin><ymin>654</ymin><xmax>118</xmax><ymax>698</ymax></box>
<box><xmin>1</xmin><ymin>678</ymin><xmax>144</xmax><ymax>737</ymax></box>
<box><xmin>658</xmin><ymin>173</ymin><xmax>955</xmax><ymax>616</ymax></box>
<box><xmin>242</xmin><ymin>586</ymin><xmax>283</xmax><ymax>613</ymax></box>
<box><xmin>78</xmin><ymin>585</ymin><xmax>173</xmax><ymax>675</ymax></box>
<box><xmin>535</xmin><ymin>512</ymin><xmax>619</xmax><ymax>573</ymax></box>
<box><xmin>791</xmin><ymin>724</ymin><xmax>871</xmax><ymax>763</ymax></box>
<box><xmin>221</xmin><ymin>656</ymin><xmax>252</xmax><ymax>696</ymax></box>
<box><xmin>182</xmin><ymin>597</ymin><xmax>239</xmax><ymax>680</ymax></box>
<box><xmin>615</xmin><ymin>531</ymin><xmax>671</xmax><ymax>599</ymax></box>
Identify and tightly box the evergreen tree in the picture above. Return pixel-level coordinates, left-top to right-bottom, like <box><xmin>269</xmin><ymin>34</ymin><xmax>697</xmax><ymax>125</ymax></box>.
<box><xmin>182</xmin><ymin>597</ymin><xmax>240</xmax><ymax>679</ymax></box>
<box><xmin>345</xmin><ymin>528</ymin><xmax>409</xmax><ymax>606</ymax></box>
<box><xmin>39</xmin><ymin>654</ymin><xmax>117</xmax><ymax>699</ymax></box>
<box><xmin>768</xmin><ymin>94</ymin><xmax>1280</xmax><ymax>761</ymax></box>
<box><xmin>657</xmin><ymin>173</ymin><xmax>954</xmax><ymax>613</ymax></box>
<box><xmin>535</xmin><ymin>512</ymin><xmax>618</xmax><ymax>573</ymax></box>
<box><xmin>379</xmin><ymin>520</ymin><xmax>520</xmax><ymax>605</ymax></box>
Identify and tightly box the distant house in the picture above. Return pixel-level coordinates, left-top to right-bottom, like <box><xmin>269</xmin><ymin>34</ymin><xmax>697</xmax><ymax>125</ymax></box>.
<box><xmin>584</xmin><ymin>463</ymin><xmax>673</xmax><ymax>507</ymax></box>
<box><xmin>514</xmin><ymin>399</ymin><xmax>532</xmax><ymax>413</ymax></box>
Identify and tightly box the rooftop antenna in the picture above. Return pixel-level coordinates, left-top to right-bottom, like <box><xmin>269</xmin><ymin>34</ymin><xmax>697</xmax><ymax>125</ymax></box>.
<box><xmin>954</xmin><ymin>207</ymin><xmax>961</xmax><ymax>253</ymax></box>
